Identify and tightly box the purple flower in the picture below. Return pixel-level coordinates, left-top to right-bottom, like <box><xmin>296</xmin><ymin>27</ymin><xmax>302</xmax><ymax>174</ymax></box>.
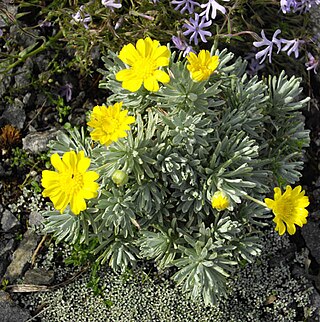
<box><xmin>280</xmin><ymin>38</ymin><xmax>304</xmax><ymax>58</ymax></box>
<box><xmin>171</xmin><ymin>0</ymin><xmax>200</xmax><ymax>14</ymax></box>
<box><xmin>38</xmin><ymin>20</ymin><xmax>52</xmax><ymax>28</ymax></box>
<box><xmin>253</xmin><ymin>29</ymin><xmax>282</xmax><ymax>64</ymax></box>
<box><xmin>72</xmin><ymin>6</ymin><xmax>92</xmax><ymax>29</ymax></box>
<box><xmin>281</xmin><ymin>0</ymin><xmax>320</xmax><ymax>13</ymax></box>
<box><xmin>183</xmin><ymin>13</ymin><xmax>212</xmax><ymax>45</ymax></box>
<box><xmin>102</xmin><ymin>0</ymin><xmax>122</xmax><ymax>10</ymax></box>
<box><xmin>172</xmin><ymin>35</ymin><xmax>195</xmax><ymax>56</ymax></box>
<box><xmin>280</xmin><ymin>0</ymin><xmax>299</xmax><ymax>13</ymax></box>
<box><xmin>305</xmin><ymin>52</ymin><xmax>319</xmax><ymax>74</ymax></box>
<box><xmin>60</xmin><ymin>83</ymin><xmax>73</xmax><ymax>102</ymax></box>
<box><xmin>200</xmin><ymin>0</ymin><xmax>230</xmax><ymax>21</ymax></box>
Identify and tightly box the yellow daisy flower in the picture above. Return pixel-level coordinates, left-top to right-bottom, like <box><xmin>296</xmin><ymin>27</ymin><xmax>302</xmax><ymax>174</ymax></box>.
<box><xmin>115</xmin><ymin>37</ymin><xmax>170</xmax><ymax>92</ymax></box>
<box><xmin>87</xmin><ymin>101</ymin><xmax>135</xmax><ymax>146</ymax></box>
<box><xmin>186</xmin><ymin>50</ymin><xmax>219</xmax><ymax>82</ymax></box>
<box><xmin>264</xmin><ymin>185</ymin><xmax>309</xmax><ymax>235</ymax></box>
<box><xmin>42</xmin><ymin>151</ymin><xmax>99</xmax><ymax>215</ymax></box>
<box><xmin>211</xmin><ymin>191</ymin><xmax>230</xmax><ymax>211</ymax></box>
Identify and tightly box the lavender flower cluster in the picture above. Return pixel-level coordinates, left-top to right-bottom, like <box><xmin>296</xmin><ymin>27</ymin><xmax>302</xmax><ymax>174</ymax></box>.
<box><xmin>69</xmin><ymin>0</ymin><xmax>319</xmax><ymax>75</ymax></box>
<box><xmin>253</xmin><ymin>29</ymin><xmax>319</xmax><ymax>73</ymax></box>
<box><xmin>281</xmin><ymin>0</ymin><xmax>320</xmax><ymax>13</ymax></box>
<box><xmin>169</xmin><ymin>0</ymin><xmax>319</xmax><ymax>75</ymax></box>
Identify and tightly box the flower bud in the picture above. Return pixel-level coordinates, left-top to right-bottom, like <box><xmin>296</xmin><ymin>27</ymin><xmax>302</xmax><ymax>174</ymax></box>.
<box><xmin>112</xmin><ymin>170</ymin><xmax>128</xmax><ymax>186</ymax></box>
<box><xmin>211</xmin><ymin>191</ymin><xmax>230</xmax><ymax>211</ymax></box>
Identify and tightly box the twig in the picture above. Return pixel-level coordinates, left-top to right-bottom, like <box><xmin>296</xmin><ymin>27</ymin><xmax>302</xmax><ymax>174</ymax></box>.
<box><xmin>26</xmin><ymin>304</ymin><xmax>53</xmax><ymax>322</ymax></box>
<box><xmin>31</xmin><ymin>234</ymin><xmax>48</xmax><ymax>266</ymax></box>
<box><xmin>7</xmin><ymin>265</ymin><xmax>89</xmax><ymax>293</ymax></box>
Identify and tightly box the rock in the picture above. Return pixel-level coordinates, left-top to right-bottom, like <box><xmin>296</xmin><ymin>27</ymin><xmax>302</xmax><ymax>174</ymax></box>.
<box><xmin>0</xmin><ymin>239</ymin><xmax>15</xmax><ymax>257</ymax></box>
<box><xmin>301</xmin><ymin>221</ymin><xmax>320</xmax><ymax>265</ymax></box>
<box><xmin>309</xmin><ymin>288</ymin><xmax>320</xmax><ymax>321</ymax></box>
<box><xmin>24</xmin><ymin>268</ymin><xmax>54</xmax><ymax>285</ymax></box>
<box><xmin>0</xmin><ymin>239</ymin><xmax>15</xmax><ymax>278</ymax></box>
<box><xmin>0</xmin><ymin>291</ymin><xmax>31</xmax><ymax>322</ymax></box>
<box><xmin>1</xmin><ymin>100</ymin><xmax>26</xmax><ymax>130</ymax></box>
<box><xmin>0</xmin><ymin>209</ymin><xmax>20</xmax><ymax>232</ymax></box>
<box><xmin>22</xmin><ymin>129</ymin><xmax>61</xmax><ymax>154</ymax></box>
<box><xmin>4</xmin><ymin>230</ymin><xmax>40</xmax><ymax>283</ymax></box>
<box><xmin>28</xmin><ymin>211</ymin><xmax>44</xmax><ymax>227</ymax></box>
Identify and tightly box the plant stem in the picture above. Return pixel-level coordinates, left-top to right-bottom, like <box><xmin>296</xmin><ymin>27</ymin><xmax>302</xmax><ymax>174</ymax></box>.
<box><xmin>1</xmin><ymin>30</ymin><xmax>63</xmax><ymax>73</ymax></box>
<box><xmin>243</xmin><ymin>194</ymin><xmax>268</xmax><ymax>208</ymax></box>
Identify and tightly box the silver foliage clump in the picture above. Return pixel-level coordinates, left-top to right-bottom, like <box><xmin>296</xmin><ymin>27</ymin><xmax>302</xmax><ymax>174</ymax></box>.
<box><xmin>42</xmin><ymin>47</ymin><xmax>309</xmax><ymax>305</ymax></box>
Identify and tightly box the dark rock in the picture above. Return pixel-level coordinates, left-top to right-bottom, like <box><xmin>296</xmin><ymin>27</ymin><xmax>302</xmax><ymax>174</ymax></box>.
<box><xmin>4</xmin><ymin>230</ymin><xmax>40</xmax><ymax>283</ymax></box>
<box><xmin>0</xmin><ymin>256</ymin><xmax>9</xmax><ymax>279</ymax></box>
<box><xmin>0</xmin><ymin>239</ymin><xmax>15</xmax><ymax>257</ymax></box>
<box><xmin>34</xmin><ymin>54</ymin><xmax>51</xmax><ymax>72</ymax></box>
<box><xmin>0</xmin><ymin>239</ymin><xmax>15</xmax><ymax>278</ymax></box>
<box><xmin>14</xmin><ymin>61</ymin><xmax>33</xmax><ymax>90</ymax></box>
<box><xmin>309</xmin><ymin>288</ymin><xmax>320</xmax><ymax>321</ymax></box>
<box><xmin>0</xmin><ymin>72</ymin><xmax>12</xmax><ymax>98</ymax></box>
<box><xmin>2</xmin><ymin>100</ymin><xmax>26</xmax><ymax>130</ymax></box>
<box><xmin>0</xmin><ymin>291</ymin><xmax>31</xmax><ymax>322</ymax></box>
<box><xmin>0</xmin><ymin>209</ymin><xmax>20</xmax><ymax>232</ymax></box>
<box><xmin>22</xmin><ymin>129</ymin><xmax>61</xmax><ymax>154</ymax></box>
<box><xmin>301</xmin><ymin>221</ymin><xmax>320</xmax><ymax>264</ymax></box>
<box><xmin>24</xmin><ymin>268</ymin><xmax>54</xmax><ymax>285</ymax></box>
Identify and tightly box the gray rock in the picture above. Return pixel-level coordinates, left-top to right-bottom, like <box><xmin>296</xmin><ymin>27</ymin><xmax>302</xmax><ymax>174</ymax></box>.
<box><xmin>0</xmin><ymin>5</ymin><xmax>17</xmax><ymax>28</ymax></box>
<box><xmin>0</xmin><ymin>291</ymin><xmax>31</xmax><ymax>322</ymax></box>
<box><xmin>0</xmin><ymin>239</ymin><xmax>15</xmax><ymax>257</ymax></box>
<box><xmin>24</xmin><ymin>268</ymin><xmax>54</xmax><ymax>285</ymax></box>
<box><xmin>309</xmin><ymin>289</ymin><xmax>320</xmax><ymax>322</ymax></box>
<box><xmin>2</xmin><ymin>100</ymin><xmax>26</xmax><ymax>130</ymax></box>
<box><xmin>28</xmin><ymin>211</ymin><xmax>44</xmax><ymax>227</ymax></box>
<box><xmin>0</xmin><ymin>239</ymin><xmax>15</xmax><ymax>278</ymax></box>
<box><xmin>301</xmin><ymin>221</ymin><xmax>320</xmax><ymax>264</ymax></box>
<box><xmin>0</xmin><ymin>256</ymin><xmax>9</xmax><ymax>279</ymax></box>
<box><xmin>4</xmin><ymin>230</ymin><xmax>40</xmax><ymax>283</ymax></box>
<box><xmin>22</xmin><ymin>129</ymin><xmax>61</xmax><ymax>154</ymax></box>
<box><xmin>0</xmin><ymin>209</ymin><xmax>20</xmax><ymax>232</ymax></box>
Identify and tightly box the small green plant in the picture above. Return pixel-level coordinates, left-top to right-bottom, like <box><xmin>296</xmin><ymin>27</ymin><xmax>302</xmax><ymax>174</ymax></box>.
<box><xmin>54</xmin><ymin>97</ymin><xmax>72</xmax><ymax>123</ymax></box>
<box><xmin>0</xmin><ymin>278</ymin><xmax>9</xmax><ymax>291</ymax></box>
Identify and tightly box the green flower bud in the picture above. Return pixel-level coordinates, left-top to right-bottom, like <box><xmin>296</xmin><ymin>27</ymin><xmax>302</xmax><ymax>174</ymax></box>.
<box><xmin>112</xmin><ymin>170</ymin><xmax>128</xmax><ymax>186</ymax></box>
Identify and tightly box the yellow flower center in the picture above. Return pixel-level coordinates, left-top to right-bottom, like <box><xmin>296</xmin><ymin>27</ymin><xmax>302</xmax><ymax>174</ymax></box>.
<box><xmin>133</xmin><ymin>58</ymin><xmax>156</xmax><ymax>79</ymax></box>
<box><xmin>59</xmin><ymin>172</ymin><xmax>84</xmax><ymax>195</ymax></box>
<box><xmin>102</xmin><ymin>118</ymin><xmax>120</xmax><ymax>134</ymax></box>
<box><xmin>274</xmin><ymin>197</ymin><xmax>294</xmax><ymax>220</ymax></box>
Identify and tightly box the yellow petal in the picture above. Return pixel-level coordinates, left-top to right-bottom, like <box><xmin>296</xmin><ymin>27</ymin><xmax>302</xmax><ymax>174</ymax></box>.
<box><xmin>41</xmin><ymin>170</ymin><xmax>59</xmax><ymax>187</ymax></box>
<box><xmin>154</xmin><ymin>69</ymin><xmax>170</xmax><ymax>84</ymax></box>
<box><xmin>62</xmin><ymin>151</ymin><xmax>77</xmax><ymax>172</ymax></box>
<box><xmin>144</xmin><ymin>76</ymin><xmax>159</xmax><ymax>92</ymax></box>
<box><xmin>286</xmin><ymin>223</ymin><xmax>296</xmax><ymax>235</ymax></box>
<box><xmin>51</xmin><ymin>154</ymin><xmax>65</xmax><ymax>172</ymax></box>
<box><xmin>264</xmin><ymin>198</ymin><xmax>274</xmax><ymax>210</ymax></box>
<box><xmin>123</xmin><ymin>78</ymin><xmax>143</xmax><ymax>92</ymax></box>
<box><xmin>273</xmin><ymin>187</ymin><xmax>282</xmax><ymax>200</ymax></box>
<box><xmin>70</xmin><ymin>194</ymin><xmax>86</xmax><ymax>215</ymax></box>
<box><xmin>51</xmin><ymin>192</ymin><xmax>70</xmax><ymax>213</ymax></box>
<box><xmin>118</xmin><ymin>43</ymin><xmax>140</xmax><ymax>65</ymax></box>
<box><xmin>77</xmin><ymin>157</ymin><xmax>90</xmax><ymax>173</ymax></box>
<box><xmin>116</xmin><ymin>69</ymin><xmax>135</xmax><ymax>82</ymax></box>
<box><xmin>83</xmin><ymin>171</ymin><xmax>99</xmax><ymax>182</ymax></box>
<box><xmin>275</xmin><ymin>219</ymin><xmax>286</xmax><ymax>235</ymax></box>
